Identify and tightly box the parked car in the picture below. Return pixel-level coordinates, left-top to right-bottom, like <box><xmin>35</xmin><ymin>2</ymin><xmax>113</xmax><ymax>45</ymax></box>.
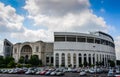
<box><xmin>50</xmin><ymin>71</ymin><xmax>56</xmax><ymax>76</ymax></box>
<box><xmin>107</xmin><ymin>69</ymin><xmax>114</xmax><ymax>77</ymax></box>
<box><xmin>45</xmin><ymin>70</ymin><xmax>52</xmax><ymax>76</ymax></box>
<box><xmin>40</xmin><ymin>70</ymin><xmax>48</xmax><ymax>75</ymax></box>
<box><xmin>79</xmin><ymin>71</ymin><xmax>86</xmax><ymax>76</ymax></box>
<box><xmin>25</xmin><ymin>69</ymin><xmax>35</xmax><ymax>75</ymax></box>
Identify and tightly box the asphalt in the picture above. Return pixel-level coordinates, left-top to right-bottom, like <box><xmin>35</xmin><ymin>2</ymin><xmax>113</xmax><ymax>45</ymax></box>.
<box><xmin>0</xmin><ymin>73</ymin><xmax>108</xmax><ymax>77</ymax></box>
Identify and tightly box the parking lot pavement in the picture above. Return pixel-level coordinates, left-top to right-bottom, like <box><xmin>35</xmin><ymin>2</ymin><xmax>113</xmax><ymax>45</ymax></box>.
<box><xmin>0</xmin><ymin>73</ymin><xmax>108</xmax><ymax>77</ymax></box>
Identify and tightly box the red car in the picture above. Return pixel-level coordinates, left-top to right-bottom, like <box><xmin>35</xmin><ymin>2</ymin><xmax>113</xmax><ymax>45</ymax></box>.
<box><xmin>115</xmin><ymin>75</ymin><xmax>120</xmax><ymax>77</ymax></box>
<box><xmin>40</xmin><ymin>70</ymin><xmax>48</xmax><ymax>75</ymax></box>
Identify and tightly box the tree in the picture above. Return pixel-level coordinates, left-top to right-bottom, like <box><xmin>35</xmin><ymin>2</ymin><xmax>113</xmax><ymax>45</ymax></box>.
<box><xmin>18</xmin><ymin>56</ymin><xmax>24</xmax><ymax>64</ymax></box>
<box><xmin>83</xmin><ymin>61</ymin><xmax>88</xmax><ymax>67</ymax></box>
<box><xmin>7</xmin><ymin>60</ymin><xmax>16</xmax><ymax>68</ymax></box>
<box><xmin>108</xmin><ymin>60</ymin><xmax>115</xmax><ymax>67</ymax></box>
<box><xmin>116</xmin><ymin>60</ymin><xmax>120</xmax><ymax>65</ymax></box>
<box><xmin>4</xmin><ymin>56</ymin><xmax>14</xmax><ymax>67</ymax></box>
<box><xmin>29</xmin><ymin>55</ymin><xmax>41</xmax><ymax>66</ymax></box>
<box><xmin>0</xmin><ymin>56</ymin><xmax>5</xmax><ymax>67</ymax></box>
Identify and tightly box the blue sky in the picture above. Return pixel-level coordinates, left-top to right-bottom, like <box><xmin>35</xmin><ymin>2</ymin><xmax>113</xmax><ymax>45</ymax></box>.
<box><xmin>90</xmin><ymin>0</ymin><xmax>120</xmax><ymax>36</ymax></box>
<box><xmin>0</xmin><ymin>0</ymin><xmax>120</xmax><ymax>59</ymax></box>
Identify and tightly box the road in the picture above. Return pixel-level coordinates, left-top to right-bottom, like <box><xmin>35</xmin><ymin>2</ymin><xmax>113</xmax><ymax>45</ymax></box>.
<box><xmin>0</xmin><ymin>73</ymin><xmax>108</xmax><ymax>77</ymax></box>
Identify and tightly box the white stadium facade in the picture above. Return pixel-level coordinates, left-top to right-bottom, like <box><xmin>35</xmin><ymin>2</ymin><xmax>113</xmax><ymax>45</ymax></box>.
<box><xmin>54</xmin><ymin>31</ymin><xmax>116</xmax><ymax>67</ymax></box>
<box><xmin>3</xmin><ymin>31</ymin><xmax>116</xmax><ymax>67</ymax></box>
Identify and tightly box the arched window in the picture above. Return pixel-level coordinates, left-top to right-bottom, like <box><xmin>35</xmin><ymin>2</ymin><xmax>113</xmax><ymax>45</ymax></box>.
<box><xmin>67</xmin><ymin>53</ymin><xmax>71</xmax><ymax>66</ymax></box>
<box><xmin>88</xmin><ymin>54</ymin><xmax>91</xmax><ymax>66</ymax></box>
<box><xmin>102</xmin><ymin>55</ymin><xmax>104</xmax><ymax>66</ymax></box>
<box><xmin>46</xmin><ymin>54</ymin><xmax>49</xmax><ymax>64</ymax></box>
<box><xmin>21</xmin><ymin>45</ymin><xmax>32</xmax><ymax>59</ymax></box>
<box><xmin>21</xmin><ymin>45</ymin><xmax>32</xmax><ymax>53</ymax></box>
<box><xmin>93</xmin><ymin>54</ymin><xmax>95</xmax><ymax>65</ymax></box>
<box><xmin>73</xmin><ymin>53</ymin><xmax>76</xmax><ymax>67</ymax></box>
<box><xmin>84</xmin><ymin>54</ymin><xmax>87</xmax><ymax>66</ymax></box>
<box><xmin>97</xmin><ymin>54</ymin><xmax>98</xmax><ymax>62</ymax></box>
<box><xmin>78</xmin><ymin>53</ymin><xmax>82</xmax><ymax>67</ymax></box>
<box><xmin>61</xmin><ymin>53</ymin><xmax>65</xmax><ymax>67</ymax></box>
<box><xmin>55</xmin><ymin>53</ymin><xmax>59</xmax><ymax>67</ymax></box>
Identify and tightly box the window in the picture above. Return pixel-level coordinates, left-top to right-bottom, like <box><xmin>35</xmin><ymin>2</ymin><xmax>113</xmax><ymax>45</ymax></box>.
<box><xmin>66</xmin><ymin>36</ymin><xmax>76</xmax><ymax>42</ymax></box>
<box><xmin>46</xmin><ymin>57</ymin><xmax>49</xmax><ymax>63</ymax></box>
<box><xmin>73</xmin><ymin>53</ymin><xmax>76</xmax><ymax>65</ymax></box>
<box><xmin>61</xmin><ymin>53</ymin><xmax>65</xmax><ymax>66</ymax></box>
<box><xmin>67</xmin><ymin>53</ymin><xmax>71</xmax><ymax>65</ymax></box>
<box><xmin>36</xmin><ymin>46</ymin><xmax>39</xmax><ymax>52</ymax></box>
<box><xmin>87</xmin><ymin>37</ymin><xmax>94</xmax><ymax>43</ymax></box>
<box><xmin>51</xmin><ymin>56</ymin><xmax>53</xmax><ymax>63</ymax></box>
<box><xmin>95</xmin><ymin>38</ymin><xmax>100</xmax><ymax>44</ymax></box>
<box><xmin>55</xmin><ymin>53</ymin><xmax>59</xmax><ymax>67</ymax></box>
<box><xmin>55</xmin><ymin>35</ymin><xmax>65</xmax><ymax>41</ymax></box>
<box><xmin>14</xmin><ymin>48</ymin><xmax>17</xmax><ymax>54</ymax></box>
<box><xmin>77</xmin><ymin>36</ymin><xmax>86</xmax><ymax>42</ymax></box>
<box><xmin>101</xmin><ymin>39</ymin><xmax>106</xmax><ymax>45</ymax></box>
<box><xmin>78</xmin><ymin>53</ymin><xmax>82</xmax><ymax>66</ymax></box>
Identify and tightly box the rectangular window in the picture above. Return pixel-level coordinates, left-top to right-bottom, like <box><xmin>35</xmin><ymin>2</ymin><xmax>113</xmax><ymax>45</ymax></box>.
<box><xmin>66</xmin><ymin>36</ymin><xmax>76</xmax><ymax>42</ymax></box>
<box><xmin>36</xmin><ymin>46</ymin><xmax>39</xmax><ymax>52</ymax></box>
<box><xmin>87</xmin><ymin>37</ymin><xmax>94</xmax><ymax>43</ymax></box>
<box><xmin>51</xmin><ymin>57</ymin><xmax>53</xmax><ymax>63</ymax></box>
<box><xmin>54</xmin><ymin>35</ymin><xmax>65</xmax><ymax>41</ymax></box>
<box><xmin>77</xmin><ymin>36</ymin><xmax>86</xmax><ymax>42</ymax></box>
<box><xmin>95</xmin><ymin>38</ymin><xmax>100</xmax><ymax>44</ymax></box>
<box><xmin>46</xmin><ymin>57</ymin><xmax>49</xmax><ymax>63</ymax></box>
<box><xmin>101</xmin><ymin>39</ymin><xmax>106</xmax><ymax>45</ymax></box>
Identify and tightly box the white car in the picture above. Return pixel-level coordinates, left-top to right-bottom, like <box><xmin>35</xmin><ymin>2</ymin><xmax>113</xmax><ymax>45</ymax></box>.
<box><xmin>79</xmin><ymin>71</ymin><xmax>86</xmax><ymax>76</ymax></box>
<box><xmin>50</xmin><ymin>71</ymin><xmax>56</xmax><ymax>76</ymax></box>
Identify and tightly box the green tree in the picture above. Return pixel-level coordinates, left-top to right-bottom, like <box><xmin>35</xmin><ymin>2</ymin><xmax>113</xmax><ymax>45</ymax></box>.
<box><xmin>4</xmin><ymin>56</ymin><xmax>14</xmax><ymax>67</ymax></box>
<box><xmin>7</xmin><ymin>60</ymin><xmax>16</xmax><ymax>68</ymax></box>
<box><xmin>18</xmin><ymin>56</ymin><xmax>24</xmax><ymax>64</ymax></box>
<box><xmin>29</xmin><ymin>55</ymin><xmax>41</xmax><ymax>66</ymax></box>
<box><xmin>83</xmin><ymin>61</ymin><xmax>88</xmax><ymax>67</ymax></box>
<box><xmin>0</xmin><ymin>56</ymin><xmax>5</xmax><ymax>68</ymax></box>
<box><xmin>108</xmin><ymin>60</ymin><xmax>115</xmax><ymax>67</ymax></box>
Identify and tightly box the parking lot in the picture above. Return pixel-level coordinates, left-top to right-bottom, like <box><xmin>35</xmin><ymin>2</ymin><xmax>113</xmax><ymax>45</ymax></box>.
<box><xmin>0</xmin><ymin>73</ymin><xmax>107</xmax><ymax>77</ymax></box>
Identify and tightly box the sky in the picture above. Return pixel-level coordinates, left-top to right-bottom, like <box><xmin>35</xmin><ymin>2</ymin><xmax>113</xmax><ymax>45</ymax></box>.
<box><xmin>0</xmin><ymin>0</ymin><xmax>120</xmax><ymax>59</ymax></box>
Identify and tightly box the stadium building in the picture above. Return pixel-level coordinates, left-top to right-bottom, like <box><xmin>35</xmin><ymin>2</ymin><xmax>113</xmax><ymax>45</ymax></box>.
<box><xmin>3</xmin><ymin>31</ymin><xmax>116</xmax><ymax>67</ymax></box>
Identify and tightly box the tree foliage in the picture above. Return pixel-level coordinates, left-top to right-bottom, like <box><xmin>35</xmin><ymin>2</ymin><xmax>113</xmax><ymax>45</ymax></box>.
<box><xmin>108</xmin><ymin>60</ymin><xmax>115</xmax><ymax>67</ymax></box>
<box><xmin>29</xmin><ymin>55</ymin><xmax>41</xmax><ymax>66</ymax></box>
<box><xmin>18</xmin><ymin>56</ymin><xmax>24</xmax><ymax>64</ymax></box>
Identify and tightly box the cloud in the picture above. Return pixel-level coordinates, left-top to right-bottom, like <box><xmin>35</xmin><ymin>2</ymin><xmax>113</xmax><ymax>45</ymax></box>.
<box><xmin>24</xmin><ymin>0</ymin><xmax>90</xmax><ymax>16</ymax></box>
<box><xmin>0</xmin><ymin>2</ymin><xmax>25</xmax><ymax>33</ymax></box>
<box><xmin>11</xmin><ymin>28</ymin><xmax>53</xmax><ymax>42</ymax></box>
<box><xmin>24</xmin><ymin>0</ymin><xmax>113</xmax><ymax>33</ymax></box>
<box><xmin>115</xmin><ymin>36</ymin><xmax>120</xmax><ymax>60</ymax></box>
<box><xmin>0</xmin><ymin>40</ymin><xmax>3</xmax><ymax>55</ymax></box>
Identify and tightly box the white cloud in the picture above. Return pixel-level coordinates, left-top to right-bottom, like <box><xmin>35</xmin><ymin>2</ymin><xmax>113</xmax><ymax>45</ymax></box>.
<box><xmin>0</xmin><ymin>40</ymin><xmax>3</xmax><ymax>55</ymax></box>
<box><xmin>24</xmin><ymin>0</ymin><xmax>90</xmax><ymax>16</ymax></box>
<box><xmin>11</xmin><ymin>28</ymin><xmax>53</xmax><ymax>42</ymax></box>
<box><xmin>115</xmin><ymin>36</ymin><xmax>120</xmax><ymax>60</ymax></box>
<box><xmin>0</xmin><ymin>2</ymin><xmax>25</xmax><ymax>32</ymax></box>
<box><xmin>24</xmin><ymin>0</ymin><xmax>113</xmax><ymax>33</ymax></box>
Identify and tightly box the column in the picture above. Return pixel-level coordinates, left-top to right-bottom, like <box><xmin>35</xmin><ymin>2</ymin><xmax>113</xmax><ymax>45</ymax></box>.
<box><xmin>91</xmin><ymin>54</ymin><xmax>93</xmax><ymax>65</ymax></box>
<box><xmin>54</xmin><ymin>53</ymin><xmax>56</xmax><ymax>67</ymax></box>
<box><xmin>82</xmin><ymin>54</ymin><xmax>84</xmax><ymax>65</ymax></box>
<box><xmin>87</xmin><ymin>54</ymin><xmax>89</xmax><ymax>64</ymax></box>
<box><xmin>76</xmin><ymin>53</ymin><xmax>79</xmax><ymax>67</ymax></box>
<box><xmin>59</xmin><ymin>53</ymin><xmax>61</xmax><ymax>67</ymax></box>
